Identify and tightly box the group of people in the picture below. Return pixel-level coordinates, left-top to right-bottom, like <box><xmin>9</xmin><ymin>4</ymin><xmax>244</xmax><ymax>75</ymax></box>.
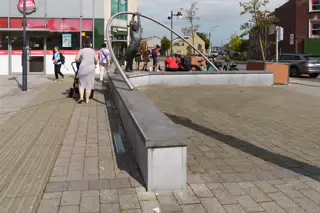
<box><xmin>52</xmin><ymin>40</ymin><xmax>111</xmax><ymax>104</ymax></box>
<box><xmin>132</xmin><ymin>43</ymin><xmax>161</xmax><ymax>72</ymax></box>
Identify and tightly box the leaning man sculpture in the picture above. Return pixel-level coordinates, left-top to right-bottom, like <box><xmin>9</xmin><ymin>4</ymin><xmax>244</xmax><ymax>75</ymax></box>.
<box><xmin>124</xmin><ymin>13</ymin><xmax>142</xmax><ymax>72</ymax></box>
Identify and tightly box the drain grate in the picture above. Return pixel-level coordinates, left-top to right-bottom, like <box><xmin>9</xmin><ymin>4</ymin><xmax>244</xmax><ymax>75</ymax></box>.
<box><xmin>113</xmin><ymin>133</ymin><xmax>125</xmax><ymax>154</ymax></box>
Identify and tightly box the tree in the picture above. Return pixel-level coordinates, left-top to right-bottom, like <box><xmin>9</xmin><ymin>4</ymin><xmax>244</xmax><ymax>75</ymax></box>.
<box><xmin>186</xmin><ymin>45</ymin><xmax>193</xmax><ymax>56</ymax></box>
<box><xmin>240</xmin><ymin>0</ymin><xmax>278</xmax><ymax>61</ymax></box>
<box><xmin>181</xmin><ymin>2</ymin><xmax>200</xmax><ymax>54</ymax></box>
<box><xmin>161</xmin><ymin>36</ymin><xmax>171</xmax><ymax>56</ymax></box>
<box><xmin>197</xmin><ymin>44</ymin><xmax>203</xmax><ymax>53</ymax></box>
<box><xmin>197</xmin><ymin>32</ymin><xmax>210</xmax><ymax>51</ymax></box>
<box><xmin>229</xmin><ymin>34</ymin><xmax>249</xmax><ymax>53</ymax></box>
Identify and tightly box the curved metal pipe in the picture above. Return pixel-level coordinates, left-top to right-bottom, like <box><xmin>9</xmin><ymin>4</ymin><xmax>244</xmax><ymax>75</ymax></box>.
<box><xmin>106</xmin><ymin>12</ymin><xmax>219</xmax><ymax>90</ymax></box>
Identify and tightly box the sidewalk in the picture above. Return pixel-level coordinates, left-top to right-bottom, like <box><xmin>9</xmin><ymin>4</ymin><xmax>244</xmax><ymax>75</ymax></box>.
<box><xmin>0</xmin><ymin>78</ymin><xmax>77</xmax><ymax>213</ymax></box>
<box><xmin>0</xmin><ymin>75</ymin><xmax>55</xmax><ymax>124</ymax></box>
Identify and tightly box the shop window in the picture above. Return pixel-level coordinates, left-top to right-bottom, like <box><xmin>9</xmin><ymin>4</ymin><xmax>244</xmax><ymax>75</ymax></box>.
<box><xmin>0</xmin><ymin>33</ymin><xmax>9</xmax><ymax>50</ymax></box>
<box><xmin>309</xmin><ymin>20</ymin><xmax>320</xmax><ymax>38</ymax></box>
<box><xmin>47</xmin><ymin>32</ymin><xmax>81</xmax><ymax>51</ymax></box>
<box><xmin>310</xmin><ymin>0</ymin><xmax>320</xmax><ymax>11</ymax></box>
<box><xmin>47</xmin><ymin>19</ymin><xmax>93</xmax><ymax>50</ymax></box>
<box><xmin>0</xmin><ymin>18</ymin><xmax>8</xmax><ymax>28</ymax></box>
<box><xmin>12</xmin><ymin>36</ymin><xmax>24</xmax><ymax>50</ymax></box>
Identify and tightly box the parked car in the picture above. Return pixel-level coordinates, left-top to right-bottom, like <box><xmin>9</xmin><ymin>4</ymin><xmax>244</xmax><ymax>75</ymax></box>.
<box><xmin>211</xmin><ymin>50</ymin><xmax>218</xmax><ymax>57</ymax></box>
<box><xmin>270</xmin><ymin>53</ymin><xmax>320</xmax><ymax>78</ymax></box>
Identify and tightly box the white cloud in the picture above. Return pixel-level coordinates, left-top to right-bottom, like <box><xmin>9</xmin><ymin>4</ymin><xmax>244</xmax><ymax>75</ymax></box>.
<box><xmin>138</xmin><ymin>0</ymin><xmax>289</xmax><ymax>46</ymax></box>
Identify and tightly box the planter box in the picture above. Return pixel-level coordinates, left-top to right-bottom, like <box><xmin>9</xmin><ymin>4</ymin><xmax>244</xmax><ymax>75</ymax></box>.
<box><xmin>265</xmin><ymin>63</ymin><xmax>289</xmax><ymax>85</ymax></box>
<box><xmin>246</xmin><ymin>61</ymin><xmax>265</xmax><ymax>71</ymax></box>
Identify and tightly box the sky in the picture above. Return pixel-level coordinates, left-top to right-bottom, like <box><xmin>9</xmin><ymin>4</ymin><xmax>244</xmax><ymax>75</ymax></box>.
<box><xmin>138</xmin><ymin>0</ymin><xmax>289</xmax><ymax>46</ymax></box>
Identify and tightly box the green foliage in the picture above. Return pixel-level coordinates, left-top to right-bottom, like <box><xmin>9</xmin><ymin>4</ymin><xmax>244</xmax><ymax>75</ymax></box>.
<box><xmin>181</xmin><ymin>2</ymin><xmax>200</xmax><ymax>54</ymax></box>
<box><xmin>186</xmin><ymin>45</ymin><xmax>193</xmax><ymax>56</ymax></box>
<box><xmin>197</xmin><ymin>32</ymin><xmax>210</xmax><ymax>50</ymax></box>
<box><xmin>197</xmin><ymin>44</ymin><xmax>203</xmax><ymax>52</ymax></box>
<box><xmin>161</xmin><ymin>36</ymin><xmax>171</xmax><ymax>55</ymax></box>
<box><xmin>240</xmin><ymin>0</ymin><xmax>279</xmax><ymax>61</ymax></box>
<box><xmin>229</xmin><ymin>34</ymin><xmax>249</xmax><ymax>53</ymax></box>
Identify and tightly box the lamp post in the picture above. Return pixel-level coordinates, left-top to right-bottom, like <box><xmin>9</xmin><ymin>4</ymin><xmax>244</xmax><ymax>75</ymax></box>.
<box><xmin>22</xmin><ymin>0</ymin><xmax>27</xmax><ymax>91</ymax></box>
<box><xmin>168</xmin><ymin>11</ymin><xmax>182</xmax><ymax>56</ymax></box>
<box><xmin>208</xmin><ymin>25</ymin><xmax>218</xmax><ymax>55</ymax></box>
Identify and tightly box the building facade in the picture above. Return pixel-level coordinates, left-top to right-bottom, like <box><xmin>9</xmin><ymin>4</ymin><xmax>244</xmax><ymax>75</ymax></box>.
<box><xmin>172</xmin><ymin>35</ymin><xmax>205</xmax><ymax>56</ymax></box>
<box><xmin>142</xmin><ymin>36</ymin><xmax>161</xmax><ymax>50</ymax></box>
<box><xmin>248</xmin><ymin>0</ymin><xmax>320</xmax><ymax>60</ymax></box>
<box><xmin>0</xmin><ymin>0</ymin><xmax>137</xmax><ymax>75</ymax></box>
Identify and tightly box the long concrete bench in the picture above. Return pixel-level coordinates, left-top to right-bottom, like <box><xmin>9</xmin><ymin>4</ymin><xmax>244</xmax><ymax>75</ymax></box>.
<box><xmin>125</xmin><ymin>71</ymin><xmax>274</xmax><ymax>87</ymax></box>
<box><xmin>108</xmin><ymin>74</ymin><xmax>190</xmax><ymax>192</ymax></box>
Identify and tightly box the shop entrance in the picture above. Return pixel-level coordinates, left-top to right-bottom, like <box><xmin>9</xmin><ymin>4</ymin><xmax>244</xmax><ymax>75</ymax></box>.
<box><xmin>112</xmin><ymin>41</ymin><xmax>127</xmax><ymax>65</ymax></box>
<box><xmin>10</xmin><ymin>30</ymin><xmax>49</xmax><ymax>74</ymax></box>
<box><xmin>29</xmin><ymin>36</ymin><xmax>45</xmax><ymax>73</ymax></box>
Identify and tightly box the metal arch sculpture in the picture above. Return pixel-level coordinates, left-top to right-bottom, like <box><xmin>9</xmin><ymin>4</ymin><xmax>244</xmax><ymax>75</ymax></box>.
<box><xmin>106</xmin><ymin>12</ymin><xmax>219</xmax><ymax>90</ymax></box>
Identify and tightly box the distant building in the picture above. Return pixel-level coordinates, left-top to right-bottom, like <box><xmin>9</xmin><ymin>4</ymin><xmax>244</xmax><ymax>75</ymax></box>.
<box><xmin>248</xmin><ymin>0</ymin><xmax>320</xmax><ymax>60</ymax></box>
<box><xmin>142</xmin><ymin>36</ymin><xmax>162</xmax><ymax>50</ymax></box>
<box><xmin>172</xmin><ymin>34</ymin><xmax>205</xmax><ymax>55</ymax></box>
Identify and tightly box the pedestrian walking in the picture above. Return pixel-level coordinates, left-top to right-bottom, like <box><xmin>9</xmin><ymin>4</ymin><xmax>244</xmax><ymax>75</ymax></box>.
<box><xmin>75</xmin><ymin>40</ymin><xmax>98</xmax><ymax>104</ymax></box>
<box><xmin>152</xmin><ymin>45</ymin><xmax>161</xmax><ymax>71</ymax></box>
<box><xmin>140</xmin><ymin>41</ymin><xmax>150</xmax><ymax>71</ymax></box>
<box><xmin>98</xmin><ymin>43</ymin><xmax>111</xmax><ymax>82</ymax></box>
<box><xmin>52</xmin><ymin>46</ymin><xmax>65</xmax><ymax>81</ymax></box>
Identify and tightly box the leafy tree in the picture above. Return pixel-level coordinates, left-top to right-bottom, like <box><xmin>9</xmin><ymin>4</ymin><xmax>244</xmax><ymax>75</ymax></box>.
<box><xmin>229</xmin><ymin>34</ymin><xmax>249</xmax><ymax>53</ymax></box>
<box><xmin>161</xmin><ymin>36</ymin><xmax>171</xmax><ymax>56</ymax></box>
<box><xmin>197</xmin><ymin>44</ymin><xmax>203</xmax><ymax>53</ymax></box>
<box><xmin>197</xmin><ymin>32</ymin><xmax>210</xmax><ymax>50</ymax></box>
<box><xmin>240</xmin><ymin>0</ymin><xmax>278</xmax><ymax>61</ymax></box>
<box><xmin>186</xmin><ymin>45</ymin><xmax>193</xmax><ymax>56</ymax></box>
<box><xmin>181</xmin><ymin>2</ymin><xmax>200</xmax><ymax>54</ymax></box>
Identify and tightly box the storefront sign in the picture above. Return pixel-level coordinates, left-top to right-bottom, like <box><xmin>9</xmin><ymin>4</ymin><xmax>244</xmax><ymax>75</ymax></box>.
<box><xmin>17</xmin><ymin>0</ymin><xmax>37</xmax><ymax>15</ymax></box>
<box><xmin>111</xmin><ymin>26</ymin><xmax>128</xmax><ymax>35</ymax></box>
<box><xmin>47</xmin><ymin>19</ymin><xmax>93</xmax><ymax>32</ymax></box>
<box><xmin>289</xmin><ymin>33</ymin><xmax>294</xmax><ymax>45</ymax></box>
<box><xmin>62</xmin><ymin>34</ymin><xmax>72</xmax><ymax>48</ymax></box>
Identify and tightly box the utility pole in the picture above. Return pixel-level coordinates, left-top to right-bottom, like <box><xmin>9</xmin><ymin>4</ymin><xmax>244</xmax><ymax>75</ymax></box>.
<box><xmin>22</xmin><ymin>0</ymin><xmax>27</xmax><ymax>91</ymax></box>
<box><xmin>208</xmin><ymin>32</ymin><xmax>211</xmax><ymax>55</ymax></box>
<box><xmin>170</xmin><ymin>10</ymin><xmax>173</xmax><ymax>56</ymax></box>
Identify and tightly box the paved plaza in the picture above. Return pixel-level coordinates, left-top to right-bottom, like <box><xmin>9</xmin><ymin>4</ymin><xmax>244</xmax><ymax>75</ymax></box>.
<box><xmin>0</xmin><ymin>75</ymin><xmax>320</xmax><ymax>213</ymax></box>
<box><xmin>141</xmin><ymin>84</ymin><xmax>320</xmax><ymax>213</ymax></box>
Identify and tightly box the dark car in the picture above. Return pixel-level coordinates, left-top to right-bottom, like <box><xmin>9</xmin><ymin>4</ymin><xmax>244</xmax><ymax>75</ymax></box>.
<box><xmin>270</xmin><ymin>53</ymin><xmax>320</xmax><ymax>78</ymax></box>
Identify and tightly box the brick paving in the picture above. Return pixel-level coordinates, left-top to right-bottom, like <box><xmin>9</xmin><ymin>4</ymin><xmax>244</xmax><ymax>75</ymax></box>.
<box><xmin>0</xmin><ymin>78</ymin><xmax>76</xmax><ymax>213</ymax></box>
<box><xmin>2</xmin><ymin>78</ymin><xmax>320</xmax><ymax>213</ymax></box>
<box><xmin>140</xmin><ymin>84</ymin><xmax>320</xmax><ymax>213</ymax></box>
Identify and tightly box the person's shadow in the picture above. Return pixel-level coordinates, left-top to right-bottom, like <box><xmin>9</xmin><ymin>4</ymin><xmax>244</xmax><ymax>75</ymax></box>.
<box><xmin>8</xmin><ymin>77</ymin><xmax>22</xmax><ymax>90</ymax></box>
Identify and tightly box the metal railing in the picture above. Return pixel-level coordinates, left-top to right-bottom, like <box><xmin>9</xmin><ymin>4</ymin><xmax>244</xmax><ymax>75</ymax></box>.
<box><xmin>106</xmin><ymin>12</ymin><xmax>219</xmax><ymax>90</ymax></box>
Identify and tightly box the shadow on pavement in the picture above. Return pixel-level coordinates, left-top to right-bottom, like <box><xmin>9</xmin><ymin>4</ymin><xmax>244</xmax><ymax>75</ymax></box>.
<box><xmin>166</xmin><ymin>113</ymin><xmax>320</xmax><ymax>181</ymax></box>
<box><xmin>8</xmin><ymin>77</ymin><xmax>22</xmax><ymax>89</ymax></box>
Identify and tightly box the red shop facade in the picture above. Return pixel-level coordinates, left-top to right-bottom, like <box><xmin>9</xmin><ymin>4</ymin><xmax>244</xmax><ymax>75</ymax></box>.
<box><xmin>0</xmin><ymin>17</ymin><xmax>104</xmax><ymax>75</ymax></box>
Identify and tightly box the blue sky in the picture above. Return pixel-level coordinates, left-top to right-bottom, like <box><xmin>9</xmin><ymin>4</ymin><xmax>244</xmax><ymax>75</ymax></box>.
<box><xmin>138</xmin><ymin>0</ymin><xmax>289</xmax><ymax>46</ymax></box>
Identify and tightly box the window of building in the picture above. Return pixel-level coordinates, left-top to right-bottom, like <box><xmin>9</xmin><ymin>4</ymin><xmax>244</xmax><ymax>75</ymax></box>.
<box><xmin>0</xmin><ymin>33</ymin><xmax>9</xmax><ymax>50</ymax></box>
<box><xmin>309</xmin><ymin>20</ymin><xmax>320</xmax><ymax>38</ymax></box>
<box><xmin>111</xmin><ymin>0</ymin><xmax>128</xmax><ymax>20</ymax></box>
<box><xmin>46</xmin><ymin>19</ymin><xmax>93</xmax><ymax>50</ymax></box>
<box><xmin>310</xmin><ymin>0</ymin><xmax>320</xmax><ymax>11</ymax></box>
